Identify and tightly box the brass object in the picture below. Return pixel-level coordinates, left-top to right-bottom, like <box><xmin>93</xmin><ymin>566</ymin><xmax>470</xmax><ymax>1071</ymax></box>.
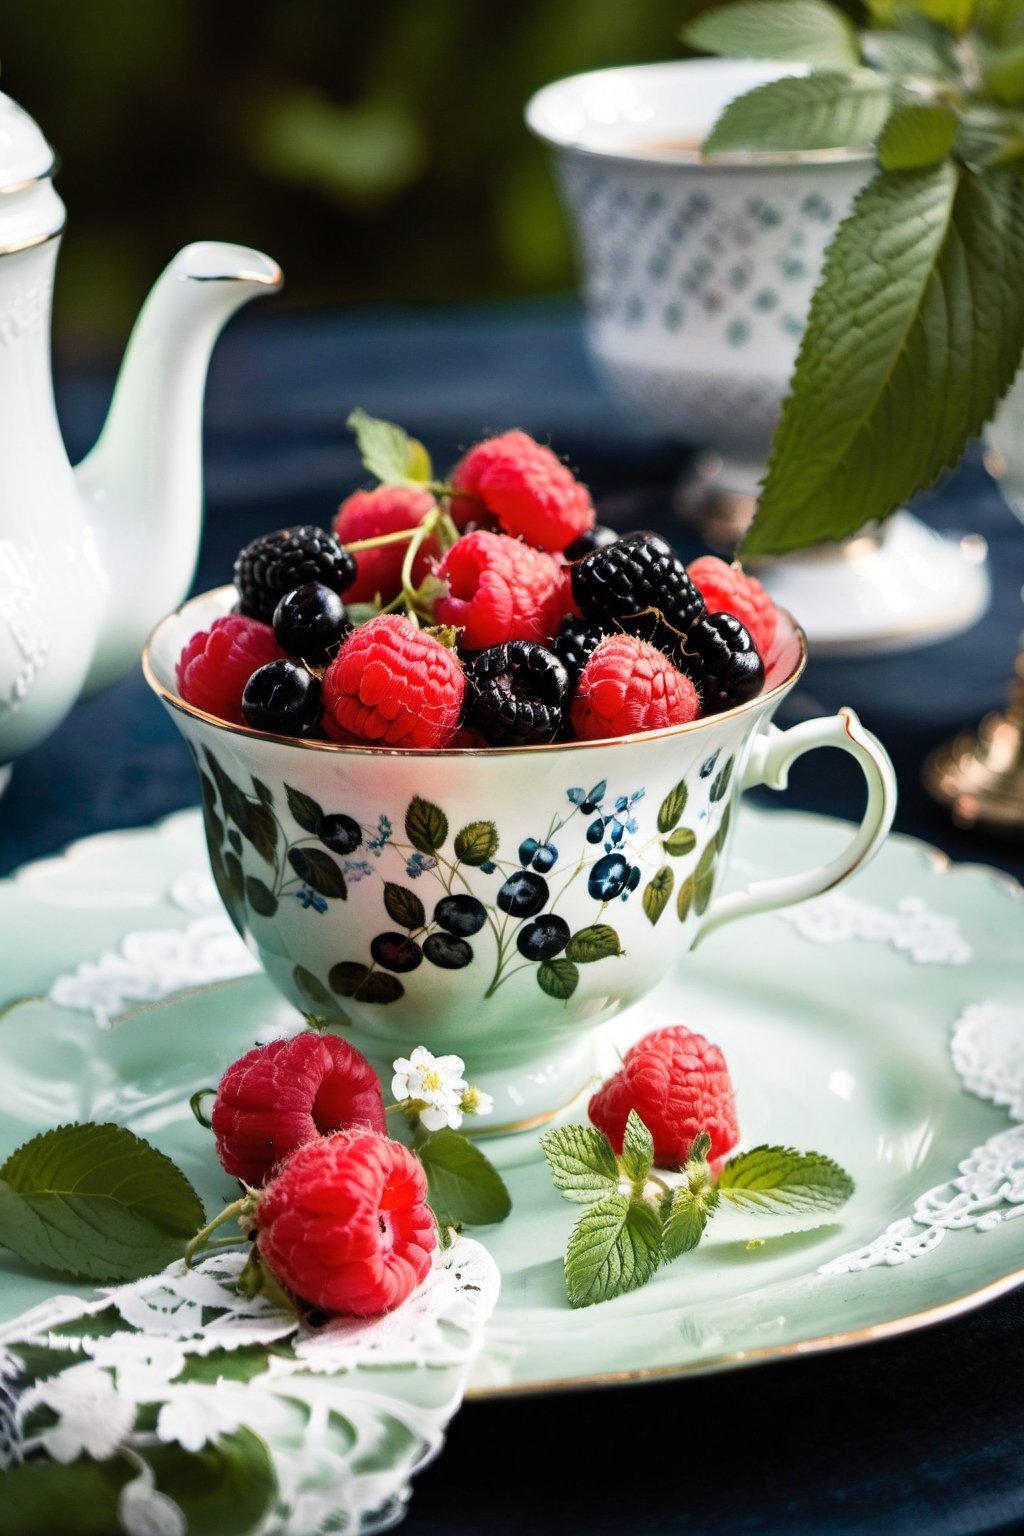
<box><xmin>924</xmin><ymin>645</ymin><xmax>1024</xmax><ymax>834</ymax></box>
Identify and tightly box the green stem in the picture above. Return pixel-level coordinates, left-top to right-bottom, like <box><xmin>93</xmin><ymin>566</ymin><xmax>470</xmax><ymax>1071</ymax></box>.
<box><xmin>344</xmin><ymin>525</ymin><xmax>424</xmax><ymax>553</ymax></box>
<box><xmin>185</xmin><ymin>1197</ymin><xmax>249</xmax><ymax>1269</ymax></box>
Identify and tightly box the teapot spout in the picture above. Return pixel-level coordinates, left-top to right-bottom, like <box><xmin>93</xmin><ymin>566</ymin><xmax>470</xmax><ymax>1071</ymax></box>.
<box><xmin>76</xmin><ymin>242</ymin><xmax>282</xmax><ymax>696</ymax></box>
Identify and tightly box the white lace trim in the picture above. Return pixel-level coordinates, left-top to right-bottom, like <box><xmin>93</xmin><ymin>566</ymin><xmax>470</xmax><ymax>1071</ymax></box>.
<box><xmin>781</xmin><ymin>892</ymin><xmax>971</xmax><ymax>965</ymax></box>
<box><xmin>1</xmin><ymin>1239</ymin><xmax>499</xmax><ymax>1535</ymax></box>
<box><xmin>820</xmin><ymin>1001</ymin><xmax>1024</xmax><ymax>1275</ymax></box>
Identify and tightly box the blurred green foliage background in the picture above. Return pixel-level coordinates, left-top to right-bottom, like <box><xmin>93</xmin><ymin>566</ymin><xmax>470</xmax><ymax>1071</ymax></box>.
<box><xmin>2</xmin><ymin>0</ymin><xmax>706</xmax><ymax>348</ymax></box>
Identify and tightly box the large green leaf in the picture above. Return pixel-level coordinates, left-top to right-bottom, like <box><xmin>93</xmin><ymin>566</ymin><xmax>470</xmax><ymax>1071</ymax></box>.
<box><xmin>416</xmin><ymin>1128</ymin><xmax>511</xmax><ymax>1227</ymax></box>
<box><xmin>743</xmin><ymin>164</ymin><xmax>1024</xmax><ymax>555</ymax></box>
<box><xmin>683</xmin><ymin>0</ymin><xmax>860</xmax><ymax>69</ymax></box>
<box><xmin>717</xmin><ymin>1144</ymin><xmax>855</xmax><ymax>1212</ymax></box>
<box><xmin>405</xmin><ymin>796</ymin><xmax>448</xmax><ymax>854</ymax></box>
<box><xmin>705</xmin><ymin>72</ymin><xmax>892</xmax><ymax>155</ymax></box>
<box><xmin>564</xmin><ymin>1193</ymin><xmax>662</xmax><ymax>1309</ymax></box>
<box><xmin>642</xmin><ymin>866</ymin><xmax>674</xmax><ymax>926</ymax></box>
<box><xmin>878</xmin><ymin>99</ymin><xmax>958</xmax><ymax>169</ymax></box>
<box><xmin>0</xmin><ymin>1123</ymin><xmax>204</xmax><ymax>1282</ymax></box>
<box><xmin>540</xmin><ymin>1124</ymin><xmax>620</xmax><ymax>1204</ymax></box>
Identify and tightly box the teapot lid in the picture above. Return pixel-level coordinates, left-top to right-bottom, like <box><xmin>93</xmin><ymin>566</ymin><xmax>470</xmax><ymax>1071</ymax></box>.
<box><xmin>0</xmin><ymin>91</ymin><xmax>55</xmax><ymax>190</ymax></box>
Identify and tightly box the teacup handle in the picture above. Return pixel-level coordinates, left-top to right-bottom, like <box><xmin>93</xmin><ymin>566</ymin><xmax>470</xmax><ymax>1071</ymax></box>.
<box><xmin>695</xmin><ymin>707</ymin><xmax>897</xmax><ymax>944</ymax></box>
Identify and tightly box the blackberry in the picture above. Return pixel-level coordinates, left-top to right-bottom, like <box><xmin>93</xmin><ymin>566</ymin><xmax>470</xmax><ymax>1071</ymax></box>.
<box><xmin>273</xmin><ymin>582</ymin><xmax>352</xmax><ymax>665</ymax></box>
<box><xmin>570</xmin><ymin>532</ymin><xmax>705</xmax><ymax>658</ymax></box>
<box><xmin>564</xmin><ymin>524</ymin><xmax>620</xmax><ymax>561</ymax></box>
<box><xmin>235</xmin><ymin>526</ymin><xmax>356</xmax><ymax>624</ymax></box>
<box><xmin>552</xmin><ymin>617</ymin><xmax>602</xmax><ymax>683</ymax></box>
<box><xmin>679</xmin><ymin>612</ymin><xmax>764</xmax><ymax>715</ymax></box>
<box><xmin>465</xmin><ymin>641</ymin><xmax>569</xmax><ymax>746</ymax></box>
<box><xmin>241</xmin><ymin>660</ymin><xmax>322</xmax><ymax>736</ymax></box>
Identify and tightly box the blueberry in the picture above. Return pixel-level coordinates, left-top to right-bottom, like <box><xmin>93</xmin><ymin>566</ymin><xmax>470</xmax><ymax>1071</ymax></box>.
<box><xmin>273</xmin><ymin>581</ymin><xmax>351</xmax><ymax>665</ymax></box>
<box><xmin>370</xmin><ymin>932</ymin><xmax>423</xmax><ymax>973</ymax></box>
<box><xmin>433</xmin><ymin>894</ymin><xmax>487</xmax><ymax>937</ymax></box>
<box><xmin>519</xmin><ymin>836</ymin><xmax>540</xmax><ymax>866</ymax></box>
<box><xmin>423</xmin><ymin>933</ymin><xmax>474</xmax><ymax>969</ymax></box>
<box><xmin>316</xmin><ymin>813</ymin><xmax>362</xmax><ymax>854</ymax></box>
<box><xmin>241</xmin><ymin>660</ymin><xmax>322</xmax><ymax>737</ymax></box>
<box><xmin>531</xmin><ymin>843</ymin><xmax>558</xmax><ymax>873</ymax></box>
<box><xmin>588</xmin><ymin>853</ymin><xmax>630</xmax><ymax>901</ymax></box>
<box><xmin>516</xmin><ymin>915</ymin><xmax>570</xmax><ymax>961</ymax></box>
<box><xmin>586</xmin><ymin>818</ymin><xmax>605</xmax><ymax>844</ymax></box>
<box><xmin>496</xmin><ymin>870</ymin><xmax>550</xmax><ymax>917</ymax></box>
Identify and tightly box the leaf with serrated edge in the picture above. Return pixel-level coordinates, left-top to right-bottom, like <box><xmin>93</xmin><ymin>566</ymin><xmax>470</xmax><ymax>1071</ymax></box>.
<box><xmin>347</xmin><ymin>407</ymin><xmax>420</xmax><ymax>485</ymax></box>
<box><xmin>565</xmin><ymin>924</ymin><xmax>623</xmax><ymax>963</ymax></box>
<box><xmin>683</xmin><ymin>0</ymin><xmax>859</xmax><ymax>68</ymax></box>
<box><xmin>287</xmin><ymin>847</ymin><xmax>348</xmax><ymax>899</ymax></box>
<box><xmin>717</xmin><ymin>1144</ymin><xmax>855</xmax><ymax>1213</ymax></box>
<box><xmin>0</xmin><ymin>1123</ymin><xmax>205</xmax><ymax>1282</ymax></box>
<box><xmin>405</xmin><ymin>795</ymin><xmax>448</xmax><ymax>854</ymax></box>
<box><xmin>662</xmin><ymin>1186</ymin><xmax>712</xmax><ymax>1261</ymax></box>
<box><xmin>537</xmin><ymin>959</ymin><xmax>579</xmax><ymax>1000</ymax></box>
<box><xmin>416</xmin><ymin>1128</ymin><xmax>511</xmax><ymax>1227</ymax></box>
<box><xmin>878</xmin><ymin>99</ymin><xmax>957</xmax><ymax>170</ymax></box>
<box><xmin>621</xmin><ymin>1110</ymin><xmax>654</xmax><ymax>1187</ymax></box>
<box><xmin>540</xmin><ymin>1124</ymin><xmax>620</xmax><ymax>1204</ymax></box>
<box><xmin>743</xmin><ymin>165</ymin><xmax>1024</xmax><ymax>556</ymax></box>
<box><xmin>642</xmin><ymin>866</ymin><xmax>674</xmax><ymax>926</ymax></box>
<box><xmin>454</xmin><ymin>820</ymin><xmax>499</xmax><ymax>866</ymax></box>
<box><xmin>383</xmin><ymin>882</ymin><xmax>426</xmax><ymax>930</ymax></box>
<box><xmin>564</xmin><ymin>1193</ymin><xmax>662</xmax><ymax>1308</ymax></box>
<box><xmin>705</xmin><ymin>72</ymin><xmax>892</xmax><ymax>156</ymax></box>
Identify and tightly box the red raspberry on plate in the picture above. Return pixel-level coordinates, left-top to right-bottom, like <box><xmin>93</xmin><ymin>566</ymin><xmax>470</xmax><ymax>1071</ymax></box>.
<box><xmin>177</xmin><ymin>614</ymin><xmax>283</xmax><ymax>726</ymax></box>
<box><xmin>322</xmin><ymin>614</ymin><xmax>466</xmax><ymax>748</ymax></box>
<box><xmin>569</xmin><ymin>634</ymin><xmax>699</xmax><ymax>741</ymax></box>
<box><xmin>334</xmin><ymin>484</ymin><xmax>439</xmax><ymax>605</ymax></box>
<box><xmin>687</xmin><ymin>556</ymin><xmax>777</xmax><ymax>658</ymax></box>
<box><xmin>450</xmin><ymin>430</ymin><xmax>595</xmax><ymax>551</ymax></box>
<box><xmin>256</xmin><ymin>1128</ymin><xmax>436</xmax><ymax>1315</ymax></box>
<box><xmin>433</xmin><ymin>529</ymin><xmax>569</xmax><ymax>650</ymax></box>
<box><xmin>589</xmin><ymin>1025</ymin><xmax>739</xmax><ymax>1169</ymax></box>
<box><xmin>211</xmin><ymin>1032</ymin><xmax>386</xmax><ymax>1186</ymax></box>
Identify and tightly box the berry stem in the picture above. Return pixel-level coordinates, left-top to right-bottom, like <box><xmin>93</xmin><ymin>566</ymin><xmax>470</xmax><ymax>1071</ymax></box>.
<box><xmin>184</xmin><ymin>1196</ymin><xmax>251</xmax><ymax>1269</ymax></box>
<box><xmin>343</xmin><ymin>525</ymin><xmax>425</xmax><ymax>554</ymax></box>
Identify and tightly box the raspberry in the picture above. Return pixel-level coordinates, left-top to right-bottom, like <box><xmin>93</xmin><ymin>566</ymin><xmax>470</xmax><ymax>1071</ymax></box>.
<box><xmin>687</xmin><ymin>556</ymin><xmax>777</xmax><ymax>657</ymax></box>
<box><xmin>679</xmin><ymin>612</ymin><xmax>764</xmax><ymax>715</ymax></box>
<box><xmin>433</xmin><ymin>530</ymin><xmax>568</xmax><ymax>650</ymax></box>
<box><xmin>176</xmin><ymin>614</ymin><xmax>283</xmax><ymax>726</ymax></box>
<box><xmin>212</xmin><ymin>1033</ymin><xmax>386</xmax><ymax>1185</ymax></box>
<box><xmin>571</xmin><ymin>533</ymin><xmax>705</xmax><ymax>660</ymax></box>
<box><xmin>450</xmin><ymin>431</ymin><xmax>595</xmax><ymax>551</ymax></box>
<box><xmin>334</xmin><ymin>485</ymin><xmax>439</xmax><ymax>605</ymax></box>
<box><xmin>235</xmin><ymin>526</ymin><xmax>356</xmax><ymax>624</ymax></box>
<box><xmin>256</xmin><ymin>1129</ymin><xmax>436</xmax><ymax>1315</ymax></box>
<box><xmin>322</xmin><ymin>614</ymin><xmax>466</xmax><ymax>748</ymax></box>
<box><xmin>589</xmin><ymin>1026</ymin><xmax>739</xmax><ymax>1169</ymax></box>
<box><xmin>570</xmin><ymin>634</ymin><xmax>699</xmax><ymax>741</ymax></box>
<box><xmin>465</xmin><ymin>641</ymin><xmax>570</xmax><ymax>745</ymax></box>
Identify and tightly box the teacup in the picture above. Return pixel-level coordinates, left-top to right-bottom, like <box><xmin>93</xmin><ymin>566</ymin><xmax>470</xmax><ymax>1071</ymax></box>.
<box><xmin>145</xmin><ymin>589</ymin><xmax>896</xmax><ymax>1132</ymax></box>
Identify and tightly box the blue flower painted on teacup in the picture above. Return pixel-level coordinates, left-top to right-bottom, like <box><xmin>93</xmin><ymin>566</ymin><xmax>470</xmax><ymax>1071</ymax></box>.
<box><xmin>294</xmin><ymin>886</ymin><xmax>328</xmax><ymax>914</ymax></box>
<box><xmin>343</xmin><ymin>860</ymin><xmax>375</xmax><ymax>883</ymax></box>
<box><xmin>406</xmin><ymin>852</ymin><xmax>437</xmax><ymax>878</ymax></box>
<box><xmin>367</xmin><ymin>814</ymin><xmax>392</xmax><ymax>856</ymax></box>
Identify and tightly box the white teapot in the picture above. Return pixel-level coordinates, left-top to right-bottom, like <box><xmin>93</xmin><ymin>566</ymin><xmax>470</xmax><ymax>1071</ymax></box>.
<box><xmin>0</xmin><ymin>89</ymin><xmax>281</xmax><ymax>773</ymax></box>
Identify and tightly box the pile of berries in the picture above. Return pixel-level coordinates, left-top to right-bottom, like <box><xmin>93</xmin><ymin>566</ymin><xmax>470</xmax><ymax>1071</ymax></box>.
<box><xmin>177</xmin><ymin>425</ymin><xmax>780</xmax><ymax>747</ymax></box>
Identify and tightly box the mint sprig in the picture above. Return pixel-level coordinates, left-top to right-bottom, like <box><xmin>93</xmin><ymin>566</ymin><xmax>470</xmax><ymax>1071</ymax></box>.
<box><xmin>543</xmin><ymin>1116</ymin><xmax>854</xmax><ymax>1308</ymax></box>
<box><xmin>347</xmin><ymin>406</ymin><xmax>433</xmax><ymax>486</ymax></box>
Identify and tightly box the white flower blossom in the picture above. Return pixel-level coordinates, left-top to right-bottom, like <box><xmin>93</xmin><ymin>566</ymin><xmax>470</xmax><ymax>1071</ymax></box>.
<box><xmin>392</xmin><ymin>1046</ymin><xmax>468</xmax><ymax>1131</ymax></box>
<box><xmin>459</xmin><ymin>1085</ymin><xmax>494</xmax><ymax>1118</ymax></box>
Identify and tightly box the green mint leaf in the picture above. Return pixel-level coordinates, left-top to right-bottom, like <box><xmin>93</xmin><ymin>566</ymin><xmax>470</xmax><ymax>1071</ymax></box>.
<box><xmin>985</xmin><ymin>43</ymin><xmax>1024</xmax><ymax>106</ymax></box>
<box><xmin>346</xmin><ymin>407</ymin><xmax>432</xmax><ymax>485</ymax></box>
<box><xmin>704</xmin><ymin>72</ymin><xmax>892</xmax><ymax>155</ymax></box>
<box><xmin>564</xmin><ymin>924</ymin><xmax>624</xmax><ymax>963</ymax></box>
<box><xmin>540</xmin><ymin>1123</ymin><xmax>620</xmax><ymax>1203</ymax></box>
<box><xmin>682</xmin><ymin>0</ymin><xmax>860</xmax><ymax>68</ymax></box>
<box><xmin>742</xmin><ymin>164</ymin><xmax>1024</xmax><ymax>556</ymax></box>
<box><xmin>416</xmin><ymin>1128</ymin><xmax>511</xmax><ymax>1227</ymax></box>
<box><xmin>642</xmin><ymin>866</ymin><xmax>675</xmax><ymax>926</ymax></box>
<box><xmin>878</xmin><ymin>99</ymin><xmax>958</xmax><ymax>169</ymax></box>
<box><xmin>537</xmin><ymin>958</ymin><xmax>580</xmax><ymax>1000</ymax></box>
<box><xmin>453</xmin><ymin>820</ymin><xmax>499</xmax><ymax>865</ymax></box>
<box><xmin>716</xmin><ymin>1144</ymin><xmax>855</xmax><ymax>1213</ymax></box>
<box><xmin>861</xmin><ymin>26</ymin><xmax>957</xmax><ymax>80</ymax></box>
<box><xmin>620</xmin><ymin>1109</ymin><xmax>654</xmax><ymax>1188</ymax></box>
<box><xmin>405</xmin><ymin>795</ymin><xmax>448</xmax><ymax>854</ymax></box>
<box><xmin>662</xmin><ymin>1185</ymin><xmax>714</xmax><ymax>1261</ymax></box>
<box><xmin>0</xmin><ymin>1123</ymin><xmax>205</xmax><ymax>1282</ymax></box>
<box><xmin>564</xmin><ymin>1192</ymin><xmax>662</xmax><ymax>1308</ymax></box>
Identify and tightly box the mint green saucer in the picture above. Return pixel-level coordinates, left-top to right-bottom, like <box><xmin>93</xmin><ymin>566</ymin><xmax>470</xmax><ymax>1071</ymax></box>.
<box><xmin>1</xmin><ymin>807</ymin><xmax>1021</xmax><ymax>1395</ymax></box>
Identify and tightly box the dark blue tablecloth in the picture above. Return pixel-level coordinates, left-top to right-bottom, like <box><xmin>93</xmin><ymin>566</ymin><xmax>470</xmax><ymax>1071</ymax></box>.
<box><xmin>2</xmin><ymin>300</ymin><xmax>1022</xmax><ymax>1535</ymax></box>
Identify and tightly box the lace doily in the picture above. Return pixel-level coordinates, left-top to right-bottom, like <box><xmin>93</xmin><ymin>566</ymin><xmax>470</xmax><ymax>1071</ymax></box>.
<box><xmin>780</xmin><ymin>892</ymin><xmax>971</xmax><ymax>965</ymax></box>
<box><xmin>820</xmin><ymin>1001</ymin><xmax>1024</xmax><ymax>1275</ymax></box>
<box><xmin>1</xmin><ymin>1238</ymin><xmax>499</xmax><ymax>1536</ymax></box>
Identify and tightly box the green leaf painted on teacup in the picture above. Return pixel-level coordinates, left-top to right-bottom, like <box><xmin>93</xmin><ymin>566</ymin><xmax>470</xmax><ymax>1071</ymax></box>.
<box><xmin>405</xmin><ymin>795</ymin><xmax>448</xmax><ymax>854</ymax></box>
<box><xmin>642</xmin><ymin>867</ymin><xmax>675</xmax><ymax>926</ymax></box>
<box><xmin>285</xmin><ymin>783</ymin><xmax>323</xmax><ymax>833</ymax></box>
<box><xmin>540</xmin><ymin>1123</ymin><xmax>619</xmax><ymax>1203</ymax></box>
<box><xmin>454</xmin><ymin>820</ymin><xmax>499</xmax><ymax>865</ymax></box>
<box><xmin>245</xmin><ymin>877</ymin><xmax>278</xmax><ymax>917</ymax></box>
<box><xmin>328</xmin><ymin>961</ymin><xmax>404</xmax><ymax>1004</ymax></box>
<box><xmin>656</xmin><ymin>777</ymin><xmax>688</xmax><ymax>833</ymax></box>
<box><xmin>676</xmin><ymin>873</ymin><xmax>695</xmax><ymax>923</ymax></box>
<box><xmin>252</xmin><ymin>777</ymin><xmax>274</xmax><ymax>808</ymax></box>
<box><xmin>293</xmin><ymin>965</ymin><xmax>337</xmax><ymax>1013</ymax></box>
<box><xmin>0</xmin><ymin>1122</ymin><xmax>204</xmax><ymax>1282</ymax></box>
<box><xmin>716</xmin><ymin>1144</ymin><xmax>855</xmax><ymax>1213</ymax></box>
<box><xmin>537</xmin><ymin>958</ymin><xmax>579</xmax><ymax>1000</ymax></box>
<box><xmin>682</xmin><ymin>0</ymin><xmax>860</xmax><ymax>69</ymax></box>
<box><xmin>710</xmin><ymin>758</ymin><xmax>734</xmax><ymax>803</ymax></box>
<box><xmin>694</xmin><ymin>843</ymin><xmax>719</xmax><ymax>916</ymax></box>
<box><xmin>663</xmin><ymin>827</ymin><xmax>697</xmax><ymax>857</ymax></box>
<box><xmin>716</xmin><ymin>802</ymin><xmax>733</xmax><ymax>854</ymax></box>
<box><xmin>243</xmin><ymin>800</ymin><xmax>278</xmax><ymax>866</ymax></box>
<box><xmin>227</xmin><ymin>828</ymin><xmax>243</xmax><ymax>856</ymax></box>
<box><xmin>565</xmin><ymin>924</ymin><xmax>623</xmax><ymax>963</ymax></box>
<box><xmin>288</xmin><ymin>848</ymin><xmax>348</xmax><ymax>899</ymax></box>
<box><xmin>416</xmin><ymin>1128</ymin><xmax>511</xmax><ymax>1227</ymax></box>
<box><xmin>564</xmin><ymin>1192</ymin><xmax>662</xmax><ymax>1309</ymax></box>
<box><xmin>383</xmin><ymin>882</ymin><xmax>426</xmax><ymax>930</ymax></box>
